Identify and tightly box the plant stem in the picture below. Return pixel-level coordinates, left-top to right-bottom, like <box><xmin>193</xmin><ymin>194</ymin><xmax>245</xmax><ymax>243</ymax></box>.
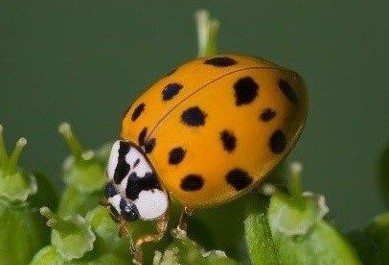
<box><xmin>58</xmin><ymin>122</ymin><xmax>84</xmax><ymax>160</ymax></box>
<box><xmin>289</xmin><ymin>162</ymin><xmax>303</xmax><ymax>202</ymax></box>
<box><xmin>195</xmin><ymin>10</ymin><xmax>220</xmax><ymax>57</ymax></box>
<box><xmin>6</xmin><ymin>138</ymin><xmax>27</xmax><ymax>175</ymax></box>
<box><xmin>40</xmin><ymin>206</ymin><xmax>77</xmax><ymax>235</ymax></box>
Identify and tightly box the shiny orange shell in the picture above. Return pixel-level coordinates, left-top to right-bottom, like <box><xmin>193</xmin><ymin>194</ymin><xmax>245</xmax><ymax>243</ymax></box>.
<box><xmin>121</xmin><ymin>54</ymin><xmax>308</xmax><ymax>208</ymax></box>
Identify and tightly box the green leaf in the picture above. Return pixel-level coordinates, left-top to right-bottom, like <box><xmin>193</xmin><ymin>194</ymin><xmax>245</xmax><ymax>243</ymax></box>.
<box><xmin>29</xmin><ymin>245</ymin><xmax>64</xmax><ymax>265</ymax></box>
<box><xmin>0</xmin><ymin>202</ymin><xmax>48</xmax><ymax>265</ymax></box>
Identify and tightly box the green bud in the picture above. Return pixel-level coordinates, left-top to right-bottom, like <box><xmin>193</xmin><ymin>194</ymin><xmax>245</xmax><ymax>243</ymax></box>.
<box><xmin>86</xmin><ymin>206</ymin><xmax>130</xmax><ymax>258</ymax></box>
<box><xmin>40</xmin><ymin>206</ymin><xmax>96</xmax><ymax>261</ymax></box>
<box><xmin>153</xmin><ymin>229</ymin><xmax>240</xmax><ymax>265</ymax></box>
<box><xmin>31</xmin><ymin>206</ymin><xmax>133</xmax><ymax>265</ymax></box>
<box><xmin>58</xmin><ymin>123</ymin><xmax>106</xmax><ymax>193</ymax></box>
<box><xmin>0</xmin><ymin>125</ymin><xmax>37</xmax><ymax>202</ymax></box>
<box><xmin>267</xmin><ymin>162</ymin><xmax>362</xmax><ymax>265</ymax></box>
<box><xmin>57</xmin><ymin>123</ymin><xmax>107</xmax><ymax>217</ymax></box>
<box><xmin>0</xmin><ymin>126</ymin><xmax>49</xmax><ymax>264</ymax></box>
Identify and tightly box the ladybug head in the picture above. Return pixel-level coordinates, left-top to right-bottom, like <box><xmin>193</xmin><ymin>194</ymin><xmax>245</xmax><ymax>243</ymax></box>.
<box><xmin>106</xmin><ymin>141</ymin><xmax>169</xmax><ymax>221</ymax></box>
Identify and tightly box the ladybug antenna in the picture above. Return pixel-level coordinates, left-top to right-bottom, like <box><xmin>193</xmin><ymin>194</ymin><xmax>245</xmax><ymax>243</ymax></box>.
<box><xmin>195</xmin><ymin>9</ymin><xmax>220</xmax><ymax>57</ymax></box>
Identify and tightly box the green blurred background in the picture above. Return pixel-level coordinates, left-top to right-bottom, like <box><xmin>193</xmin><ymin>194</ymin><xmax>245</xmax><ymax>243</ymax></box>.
<box><xmin>0</xmin><ymin>1</ymin><xmax>387</xmax><ymax>229</ymax></box>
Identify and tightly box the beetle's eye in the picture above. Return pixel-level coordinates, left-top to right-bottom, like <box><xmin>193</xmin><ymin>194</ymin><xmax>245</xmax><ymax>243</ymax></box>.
<box><xmin>105</xmin><ymin>182</ymin><xmax>118</xmax><ymax>197</ymax></box>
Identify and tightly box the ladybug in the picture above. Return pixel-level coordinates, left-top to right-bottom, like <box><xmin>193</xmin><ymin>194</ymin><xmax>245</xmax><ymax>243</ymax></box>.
<box><xmin>106</xmin><ymin>54</ymin><xmax>308</xmax><ymax>262</ymax></box>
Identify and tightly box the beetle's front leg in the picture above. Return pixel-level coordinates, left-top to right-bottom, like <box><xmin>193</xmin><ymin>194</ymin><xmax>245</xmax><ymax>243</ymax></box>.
<box><xmin>132</xmin><ymin>210</ymin><xmax>170</xmax><ymax>265</ymax></box>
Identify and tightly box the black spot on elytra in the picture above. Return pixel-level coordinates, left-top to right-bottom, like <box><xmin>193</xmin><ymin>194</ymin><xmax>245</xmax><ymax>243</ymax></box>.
<box><xmin>138</xmin><ymin>127</ymin><xmax>148</xmax><ymax>146</ymax></box>
<box><xmin>181</xmin><ymin>106</ymin><xmax>207</xmax><ymax>126</ymax></box>
<box><xmin>204</xmin><ymin>56</ymin><xmax>237</xmax><ymax>67</ymax></box>
<box><xmin>278</xmin><ymin>79</ymin><xmax>298</xmax><ymax>103</ymax></box>
<box><xmin>131</xmin><ymin>103</ymin><xmax>145</xmax><ymax>121</ymax></box>
<box><xmin>269</xmin><ymin>129</ymin><xmax>286</xmax><ymax>154</ymax></box>
<box><xmin>220</xmin><ymin>130</ymin><xmax>236</xmax><ymax>152</ymax></box>
<box><xmin>260</xmin><ymin>108</ymin><xmax>276</xmax><ymax>122</ymax></box>
<box><xmin>144</xmin><ymin>138</ymin><xmax>156</xmax><ymax>154</ymax></box>
<box><xmin>226</xmin><ymin>168</ymin><xmax>253</xmax><ymax>191</ymax></box>
<box><xmin>180</xmin><ymin>174</ymin><xmax>204</xmax><ymax>191</ymax></box>
<box><xmin>138</xmin><ymin>127</ymin><xmax>156</xmax><ymax>154</ymax></box>
<box><xmin>113</xmin><ymin>141</ymin><xmax>131</xmax><ymax>185</ymax></box>
<box><xmin>169</xmin><ymin>147</ymin><xmax>186</xmax><ymax>165</ymax></box>
<box><xmin>233</xmin><ymin>77</ymin><xmax>259</xmax><ymax>106</ymax></box>
<box><xmin>162</xmin><ymin>83</ymin><xmax>183</xmax><ymax>100</ymax></box>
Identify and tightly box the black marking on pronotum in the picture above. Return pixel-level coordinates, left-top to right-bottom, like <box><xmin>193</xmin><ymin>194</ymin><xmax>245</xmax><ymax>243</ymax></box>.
<box><xmin>278</xmin><ymin>79</ymin><xmax>298</xmax><ymax>103</ymax></box>
<box><xmin>181</xmin><ymin>106</ymin><xmax>207</xmax><ymax>126</ymax></box>
<box><xmin>260</xmin><ymin>108</ymin><xmax>276</xmax><ymax>122</ymax></box>
<box><xmin>233</xmin><ymin>77</ymin><xmax>259</xmax><ymax>106</ymax></box>
<box><xmin>131</xmin><ymin>103</ymin><xmax>145</xmax><ymax>121</ymax></box>
<box><xmin>180</xmin><ymin>174</ymin><xmax>204</xmax><ymax>191</ymax></box>
<box><xmin>162</xmin><ymin>83</ymin><xmax>183</xmax><ymax>100</ymax></box>
<box><xmin>125</xmin><ymin>172</ymin><xmax>162</xmax><ymax>201</ymax></box>
<box><xmin>119</xmin><ymin>199</ymin><xmax>139</xmax><ymax>221</ymax></box>
<box><xmin>204</xmin><ymin>57</ymin><xmax>237</xmax><ymax>67</ymax></box>
<box><xmin>133</xmin><ymin>158</ymin><xmax>140</xmax><ymax>168</ymax></box>
<box><xmin>169</xmin><ymin>147</ymin><xmax>186</xmax><ymax>165</ymax></box>
<box><xmin>220</xmin><ymin>130</ymin><xmax>236</xmax><ymax>152</ymax></box>
<box><xmin>269</xmin><ymin>129</ymin><xmax>286</xmax><ymax>154</ymax></box>
<box><xmin>226</xmin><ymin>168</ymin><xmax>253</xmax><ymax>191</ymax></box>
<box><xmin>113</xmin><ymin>141</ymin><xmax>131</xmax><ymax>185</ymax></box>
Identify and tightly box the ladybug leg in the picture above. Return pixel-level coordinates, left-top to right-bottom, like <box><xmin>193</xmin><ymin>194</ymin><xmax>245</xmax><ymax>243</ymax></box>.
<box><xmin>132</xmin><ymin>210</ymin><xmax>170</xmax><ymax>265</ymax></box>
<box><xmin>177</xmin><ymin>207</ymin><xmax>193</xmax><ymax>231</ymax></box>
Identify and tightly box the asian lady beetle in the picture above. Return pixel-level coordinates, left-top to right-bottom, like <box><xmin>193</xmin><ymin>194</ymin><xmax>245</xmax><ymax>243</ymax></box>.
<box><xmin>106</xmin><ymin>54</ymin><xmax>308</xmax><ymax>262</ymax></box>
